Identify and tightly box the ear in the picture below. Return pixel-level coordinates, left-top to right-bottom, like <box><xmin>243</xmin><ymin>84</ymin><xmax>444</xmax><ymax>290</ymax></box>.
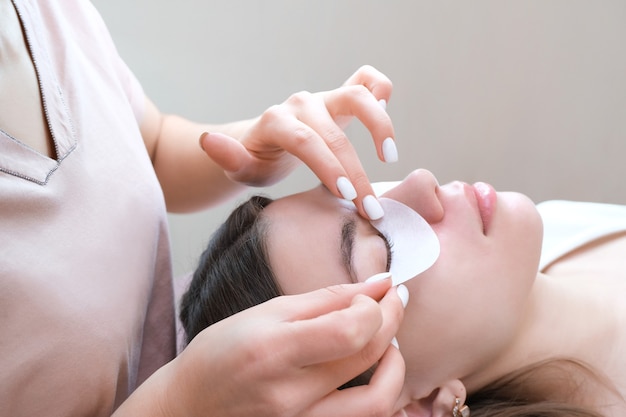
<box><xmin>398</xmin><ymin>379</ymin><xmax>467</xmax><ymax>417</ymax></box>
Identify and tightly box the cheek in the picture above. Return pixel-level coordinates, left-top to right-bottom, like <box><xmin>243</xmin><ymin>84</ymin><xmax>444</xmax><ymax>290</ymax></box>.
<box><xmin>425</xmin><ymin>193</ymin><xmax>542</xmax><ymax>303</ymax></box>
<box><xmin>393</xmin><ymin>204</ymin><xmax>544</xmax><ymax>385</ymax></box>
<box><xmin>394</xmin><ymin>277</ymin><xmax>464</xmax><ymax>384</ymax></box>
<box><xmin>490</xmin><ymin>195</ymin><xmax>543</xmax><ymax>293</ymax></box>
<box><xmin>395</xmin><ymin>210</ymin><xmax>542</xmax><ymax>365</ymax></box>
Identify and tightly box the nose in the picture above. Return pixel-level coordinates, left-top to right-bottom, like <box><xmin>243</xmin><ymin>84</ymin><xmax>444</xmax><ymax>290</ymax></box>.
<box><xmin>380</xmin><ymin>169</ymin><xmax>444</xmax><ymax>224</ymax></box>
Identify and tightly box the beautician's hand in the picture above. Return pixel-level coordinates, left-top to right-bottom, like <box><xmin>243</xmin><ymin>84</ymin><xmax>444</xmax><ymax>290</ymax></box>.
<box><xmin>199</xmin><ymin>65</ymin><xmax>397</xmax><ymax>220</ymax></box>
<box><xmin>115</xmin><ymin>276</ymin><xmax>405</xmax><ymax>417</ymax></box>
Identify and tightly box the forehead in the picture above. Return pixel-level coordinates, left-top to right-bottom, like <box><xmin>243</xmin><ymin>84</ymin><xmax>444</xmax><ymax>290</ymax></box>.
<box><xmin>266</xmin><ymin>185</ymin><xmax>344</xmax><ymax>217</ymax></box>
<box><xmin>263</xmin><ymin>186</ymin><xmax>353</xmax><ymax>294</ymax></box>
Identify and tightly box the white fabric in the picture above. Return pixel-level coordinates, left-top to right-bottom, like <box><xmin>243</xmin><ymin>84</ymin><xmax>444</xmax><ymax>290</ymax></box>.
<box><xmin>537</xmin><ymin>200</ymin><xmax>626</xmax><ymax>271</ymax></box>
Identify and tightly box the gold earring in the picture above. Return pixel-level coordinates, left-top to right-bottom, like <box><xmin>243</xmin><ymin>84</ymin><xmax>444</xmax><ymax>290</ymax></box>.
<box><xmin>453</xmin><ymin>398</ymin><xmax>470</xmax><ymax>417</ymax></box>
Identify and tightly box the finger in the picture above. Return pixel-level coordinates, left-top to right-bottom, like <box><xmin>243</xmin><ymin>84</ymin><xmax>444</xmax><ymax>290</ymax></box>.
<box><xmin>282</xmin><ymin>96</ymin><xmax>382</xmax><ymax>219</ymax></box>
<box><xmin>265</xmin><ymin>277</ymin><xmax>393</xmax><ymax>370</ymax></box>
<box><xmin>342</xmin><ymin>65</ymin><xmax>393</xmax><ymax>106</ymax></box>
<box><xmin>323</xmin><ymin>84</ymin><xmax>397</xmax><ymax>163</ymax></box>
<box><xmin>284</xmin><ymin>92</ymin><xmax>390</xmax><ymax>220</ymax></box>
<box><xmin>301</xmin><ymin>346</ymin><xmax>406</xmax><ymax>417</ymax></box>
<box><xmin>199</xmin><ymin>131</ymin><xmax>252</xmax><ymax>173</ymax></box>
<box><xmin>317</xmin><ymin>85</ymin><xmax>397</xmax><ymax>219</ymax></box>
<box><xmin>368</xmin><ymin>344</ymin><xmax>406</xmax><ymax>397</ymax></box>
<box><xmin>301</xmin><ymin>283</ymin><xmax>405</xmax><ymax>388</ymax></box>
<box><xmin>284</xmin><ymin>282</ymin><xmax>405</xmax><ymax>392</ymax></box>
<box><xmin>255</xmin><ymin>104</ymin><xmax>379</xmax><ymax>217</ymax></box>
<box><xmin>271</xmin><ymin>91</ymin><xmax>389</xmax><ymax>220</ymax></box>
<box><xmin>278</xmin><ymin>276</ymin><xmax>392</xmax><ymax>322</ymax></box>
<box><xmin>283</xmin><ymin>293</ymin><xmax>384</xmax><ymax>367</ymax></box>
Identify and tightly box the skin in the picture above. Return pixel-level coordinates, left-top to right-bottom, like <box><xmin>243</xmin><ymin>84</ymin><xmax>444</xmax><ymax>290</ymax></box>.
<box><xmin>115</xmin><ymin>278</ymin><xmax>406</xmax><ymax>417</ymax></box>
<box><xmin>2</xmin><ymin>1</ymin><xmax>405</xmax><ymax>415</ymax></box>
<box><xmin>2</xmin><ymin>0</ymin><xmax>395</xmax><ymax>218</ymax></box>
<box><xmin>264</xmin><ymin>168</ymin><xmax>626</xmax><ymax>416</ymax></box>
<box><xmin>139</xmin><ymin>66</ymin><xmax>396</xmax><ymax>217</ymax></box>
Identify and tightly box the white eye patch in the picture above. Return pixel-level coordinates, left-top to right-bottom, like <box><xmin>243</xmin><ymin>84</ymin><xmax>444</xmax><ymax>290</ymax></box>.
<box><xmin>370</xmin><ymin>198</ymin><xmax>440</xmax><ymax>285</ymax></box>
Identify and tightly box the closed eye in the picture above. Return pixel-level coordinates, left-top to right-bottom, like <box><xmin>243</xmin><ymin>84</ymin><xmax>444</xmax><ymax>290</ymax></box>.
<box><xmin>377</xmin><ymin>231</ymin><xmax>393</xmax><ymax>273</ymax></box>
<box><xmin>341</xmin><ymin>216</ymin><xmax>394</xmax><ymax>282</ymax></box>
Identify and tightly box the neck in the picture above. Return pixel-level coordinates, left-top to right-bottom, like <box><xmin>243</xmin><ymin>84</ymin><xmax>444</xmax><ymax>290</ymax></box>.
<box><xmin>464</xmin><ymin>272</ymin><xmax>625</xmax><ymax>406</ymax></box>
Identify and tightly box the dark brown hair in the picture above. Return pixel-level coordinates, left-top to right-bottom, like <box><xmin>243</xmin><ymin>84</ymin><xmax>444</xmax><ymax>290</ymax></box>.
<box><xmin>180</xmin><ymin>195</ymin><xmax>279</xmax><ymax>344</ymax></box>
<box><xmin>179</xmin><ymin>195</ymin><xmax>613</xmax><ymax>416</ymax></box>
<box><xmin>468</xmin><ymin>358</ymin><xmax>610</xmax><ymax>416</ymax></box>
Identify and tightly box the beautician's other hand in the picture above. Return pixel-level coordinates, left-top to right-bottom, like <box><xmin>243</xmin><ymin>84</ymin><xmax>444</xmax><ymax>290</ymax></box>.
<box><xmin>199</xmin><ymin>65</ymin><xmax>397</xmax><ymax>220</ymax></box>
<box><xmin>116</xmin><ymin>275</ymin><xmax>405</xmax><ymax>417</ymax></box>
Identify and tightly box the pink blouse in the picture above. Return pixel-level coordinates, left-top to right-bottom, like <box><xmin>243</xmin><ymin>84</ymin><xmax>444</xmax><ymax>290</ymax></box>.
<box><xmin>0</xmin><ymin>1</ymin><xmax>176</xmax><ymax>415</ymax></box>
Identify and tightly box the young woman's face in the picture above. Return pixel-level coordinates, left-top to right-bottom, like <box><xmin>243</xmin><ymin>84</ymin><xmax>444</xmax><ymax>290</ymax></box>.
<box><xmin>263</xmin><ymin>169</ymin><xmax>543</xmax><ymax>399</ymax></box>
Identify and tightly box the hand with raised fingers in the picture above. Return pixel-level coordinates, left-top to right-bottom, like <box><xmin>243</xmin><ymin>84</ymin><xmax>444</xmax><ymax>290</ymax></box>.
<box><xmin>160</xmin><ymin>275</ymin><xmax>406</xmax><ymax>417</ymax></box>
<box><xmin>199</xmin><ymin>65</ymin><xmax>397</xmax><ymax>220</ymax></box>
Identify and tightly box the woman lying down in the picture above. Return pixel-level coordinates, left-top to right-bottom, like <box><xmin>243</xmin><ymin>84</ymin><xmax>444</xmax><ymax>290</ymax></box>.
<box><xmin>180</xmin><ymin>168</ymin><xmax>626</xmax><ymax>417</ymax></box>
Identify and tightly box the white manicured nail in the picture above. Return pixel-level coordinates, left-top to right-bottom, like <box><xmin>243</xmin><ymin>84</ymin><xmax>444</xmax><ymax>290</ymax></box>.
<box><xmin>365</xmin><ymin>272</ymin><xmax>392</xmax><ymax>283</ymax></box>
<box><xmin>379</xmin><ymin>99</ymin><xmax>387</xmax><ymax>110</ymax></box>
<box><xmin>363</xmin><ymin>195</ymin><xmax>384</xmax><ymax>220</ymax></box>
<box><xmin>396</xmin><ymin>284</ymin><xmax>409</xmax><ymax>308</ymax></box>
<box><xmin>382</xmin><ymin>137</ymin><xmax>398</xmax><ymax>163</ymax></box>
<box><xmin>336</xmin><ymin>176</ymin><xmax>357</xmax><ymax>201</ymax></box>
<box><xmin>391</xmin><ymin>337</ymin><xmax>399</xmax><ymax>349</ymax></box>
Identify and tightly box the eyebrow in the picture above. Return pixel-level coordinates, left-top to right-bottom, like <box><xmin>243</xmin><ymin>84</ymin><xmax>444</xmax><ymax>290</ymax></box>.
<box><xmin>340</xmin><ymin>216</ymin><xmax>357</xmax><ymax>283</ymax></box>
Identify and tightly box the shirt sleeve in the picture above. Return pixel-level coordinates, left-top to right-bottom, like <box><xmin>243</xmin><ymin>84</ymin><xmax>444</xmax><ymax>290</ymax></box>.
<box><xmin>69</xmin><ymin>0</ymin><xmax>147</xmax><ymax>124</ymax></box>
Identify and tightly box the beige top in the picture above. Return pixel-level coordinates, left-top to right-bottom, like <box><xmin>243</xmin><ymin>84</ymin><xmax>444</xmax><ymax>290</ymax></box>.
<box><xmin>0</xmin><ymin>1</ymin><xmax>176</xmax><ymax>415</ymax></box>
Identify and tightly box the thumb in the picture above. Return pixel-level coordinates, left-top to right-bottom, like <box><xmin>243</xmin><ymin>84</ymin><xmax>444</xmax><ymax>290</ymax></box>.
<box><xmin>199</xmin><ymin>131</ymin><xmax>251</xmax><ymax>173</ymax></box>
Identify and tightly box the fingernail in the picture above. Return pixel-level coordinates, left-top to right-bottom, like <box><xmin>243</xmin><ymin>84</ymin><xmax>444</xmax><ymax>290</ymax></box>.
<box><xmin>393</xmin><ymin>409</ymin><xmax>408</xmax><ymax>417</ymax></box>
<box><xmin>336</xmin><ymin>176</ymin><xmax>357</xmax><ymax>201</ymax></box>
<box><xmin>382</xmin><ymin>137</ymin><xmax>398</xmax><ymax>163</ymax></box>
<box><xmin>198</xmin><ymin>132</ymin><xmax>208</xmax><ymax>150</ymax></box>
<box><xmin>391</xmin><ymin>337</ymin><xmax>399</xmax><ymax>349</ymax></box>
<box><xmin>379</xmin><ymin>99</ymin><xmax>387</xmax><ymax>110</ymax></box>
<box><xmin>365</xmin><ymin>272</ymin><xmax>392</xmax><ymax>283</ymax></box>
<box><xmin>363</xmin><ymin>195</ymin><xmax>384</xmax><ymax>220</ymax></box>
<box><xmin>396</xmin><ymin>284</ymin><xmax>409</xmax><ymax>308</ymax></box>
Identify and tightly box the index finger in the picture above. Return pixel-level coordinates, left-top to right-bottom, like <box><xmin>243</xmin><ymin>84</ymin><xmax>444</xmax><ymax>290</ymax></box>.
<box><xmin>281</xmin><ymin>284</ymin><xmax>405</xmax><ymax>416</ymax></box>
<box><xmin>277</xmin><ymin>275</ymin><xmax>393</xmax><ymax>322</ymax></box>
<box><xmin>278</xmin><ymin>87</ymin><xmax>394</xmax><ymax>220</ymax></box>
<box><xmin>280</xmin><ymin>278</ymin><xmax>404</xmax><ymax>368</ymax></box>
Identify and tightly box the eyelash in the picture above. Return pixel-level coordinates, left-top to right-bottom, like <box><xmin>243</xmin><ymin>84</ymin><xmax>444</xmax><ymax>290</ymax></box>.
<box><xmin>377</xmin><ymin>231</ymin><xmax>394</xmax><ymax>272</ymax></box>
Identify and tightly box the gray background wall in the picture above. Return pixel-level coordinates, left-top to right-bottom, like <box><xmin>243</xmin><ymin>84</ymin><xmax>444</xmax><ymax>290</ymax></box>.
<box><xmin>92</xmin><ymin>1</ymin><xmax>626</xmax><ymax>277</ymax></box>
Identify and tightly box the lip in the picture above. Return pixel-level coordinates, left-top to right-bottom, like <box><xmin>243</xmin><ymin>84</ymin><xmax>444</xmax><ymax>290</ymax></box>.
<box><xmin>472</xmin><ymin>182</ymin><xmax>497</xmax><ymax>234</ymax></box>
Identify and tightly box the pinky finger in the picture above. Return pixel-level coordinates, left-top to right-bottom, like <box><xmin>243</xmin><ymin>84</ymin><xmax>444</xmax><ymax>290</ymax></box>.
<box><xmin>342</xmin><ymin>65</ymin><xmax>393</xmax><ymax>105</ymax></box>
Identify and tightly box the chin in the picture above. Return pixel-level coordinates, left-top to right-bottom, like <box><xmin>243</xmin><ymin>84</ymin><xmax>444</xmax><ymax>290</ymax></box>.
<box><xmin>499</xmin><ymin>191</ymin><xmax>542</xmax><ymax>224</ymax></box>
<box><xmin>497</xmin><ymin>191</ymin><xmax>544</xmax><ymax>264</ymax></box>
